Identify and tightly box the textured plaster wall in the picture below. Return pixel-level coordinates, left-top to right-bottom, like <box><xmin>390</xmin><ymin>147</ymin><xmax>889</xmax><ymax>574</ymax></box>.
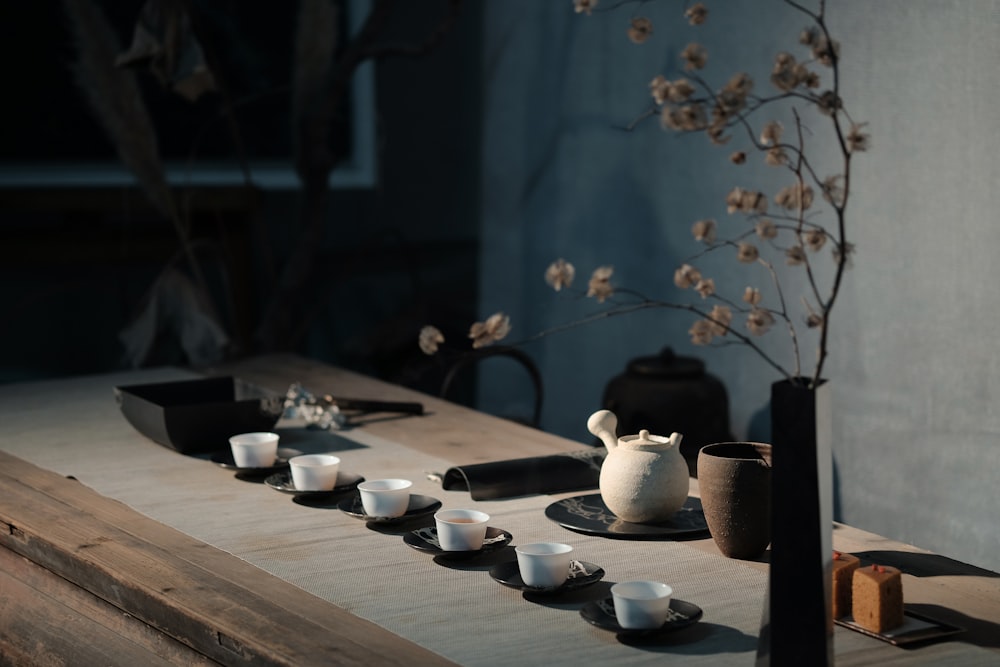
<box><xmin>478</xmin><ymin>1</ymin><xmax>1000</xmax><ymax>572</ymax></box>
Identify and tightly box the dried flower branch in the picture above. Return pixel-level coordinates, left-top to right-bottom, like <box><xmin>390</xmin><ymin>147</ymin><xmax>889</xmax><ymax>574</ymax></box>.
<box><xmin>420</xmin><ymin>0</ymin><xmax>863</xmax><ymax>391</ymax></box>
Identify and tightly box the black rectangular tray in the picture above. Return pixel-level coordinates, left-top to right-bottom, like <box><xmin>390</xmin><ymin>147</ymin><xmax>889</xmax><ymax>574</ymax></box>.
<box><xmin>835</xmin><ymin>607</ymin><xmax>965</xmax><ymax>646</ymax></box>
<box><xmin>114</xmin><ymin>376</ymin><xmax>283</xmax><ymax>455</ymax></box>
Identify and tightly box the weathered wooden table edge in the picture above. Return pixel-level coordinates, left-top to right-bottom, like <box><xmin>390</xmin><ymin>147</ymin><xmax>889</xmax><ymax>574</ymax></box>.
<box><xmin>0</xmin><ymin>450</ymin><xmax>457</xmax><ymax>667</ymax></box>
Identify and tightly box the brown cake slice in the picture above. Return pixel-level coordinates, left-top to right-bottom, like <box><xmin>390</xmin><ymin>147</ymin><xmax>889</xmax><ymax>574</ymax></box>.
<box><xmin>831</xmin><ymin>551</ymin><xmax>860</xmax><ymax>618</ymax></box>
<box><xmin>852</xmin><ymin>563</ymin><xmax>904</xmax><ymax>633</ymax></box>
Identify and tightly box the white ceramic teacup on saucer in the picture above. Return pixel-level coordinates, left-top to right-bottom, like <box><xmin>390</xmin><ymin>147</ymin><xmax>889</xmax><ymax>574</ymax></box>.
<box><xmin>610</xmin><ymin>580</ymin><xmax>673</xmax><ymax>629</ymax></box>
<box><xmin>358</xmin><ymin>479</ymin><xmax>412</xmax><ymax>518</ymax></box>
<box><xmin>434</xmin><ymin>509</ymin><xmax>490</xmax><ymax>551</ymax></box>
<box><xmin>229</xmin><ymin>432</ymin><xmax>279</xmax><ymax>468</ymax></box>
<box><xmin>288</xmin><ymin>454</ymin><xmax>341</xmax><ymax>491</ymax></box>
<box><xmin>515</xmin><ymin>542</ymin><xmax>574</xmax><ymax>588</ymax></box>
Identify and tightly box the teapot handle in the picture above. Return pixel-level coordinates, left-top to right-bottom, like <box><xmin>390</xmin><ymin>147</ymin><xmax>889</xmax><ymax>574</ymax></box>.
<box><xmin>587</xmin><ymin>410</ymin><xmax>619</xmax><ymax>451</ymax></box>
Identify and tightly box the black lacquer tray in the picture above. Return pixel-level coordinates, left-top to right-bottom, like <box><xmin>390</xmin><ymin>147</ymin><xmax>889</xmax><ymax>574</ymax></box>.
<box><xmin>545</xmin><ymin>494</ymin><xmax>708</xmax><ymax>539</ymax></box>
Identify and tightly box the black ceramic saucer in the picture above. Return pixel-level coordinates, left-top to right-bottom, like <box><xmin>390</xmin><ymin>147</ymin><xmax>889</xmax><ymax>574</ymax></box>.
<box><xmin>489</xmin><ymin>559</ymin><xmax>605</xmax><ymax>594</ymax></box>
<box><xmin>403</xmin><ymin>526</ymin><xmax>512</xmax><ymax>559</ymax></box>
<box><xmin>338</xmin><ymin>494</ymin><xmax>442</xmax><ymax>524</ymax></box>
<box><xmin>580</xmin><ymin>597</ymin><xmax>703</xmax><ymax>636</ymax></box>
<box><xmin>210</xmin><ymin>447</ymin><xmax>300</xmax><ymax>474</ymax></box>
<box><xmin>264</xmin><ymin>470</ymin><xmax>364</xmax><ymax>498</ymax></box>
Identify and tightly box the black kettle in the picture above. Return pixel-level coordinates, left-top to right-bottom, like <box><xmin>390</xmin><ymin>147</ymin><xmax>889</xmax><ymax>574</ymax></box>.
<box><xmin>600</xmin><ymin>347</ymin><xmax>734</xmax><ymax>477</ymax></box>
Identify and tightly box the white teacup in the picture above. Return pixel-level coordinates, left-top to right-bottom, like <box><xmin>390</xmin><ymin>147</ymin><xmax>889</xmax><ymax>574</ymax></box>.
<box><xmin>358</xmin><ymin>479</ymin><xmax>413</xmax><ymax>518</ymax></box>
<box><xmin>434</xmin><ymin>509</ymin><xmax>490</xmax><ymax>551</ymax></box>
<box><xmin>515</xmin><ymin>542</ymin><xmax>574</xmax><ymax>588</ymax></box>
<box><xmin>288</xmin><ymin>454</ymin><xmax>341</xmax><ymax>491</ymax></box>
<box><xmin>229</xmin><ymin>432</ymin><xmax>279</xmax><ymax>468</ymax></box>
<box><xmin>610</xmin><ymin>580</ymin><xmax>673</xmax><ymax>629</ymax></box>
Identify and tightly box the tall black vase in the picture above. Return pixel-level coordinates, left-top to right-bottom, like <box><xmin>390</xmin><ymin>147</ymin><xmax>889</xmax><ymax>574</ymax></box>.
<box><xmin>757</xmin><ymin>378</ymin><xmax>833</xmax><ymax>666</ymax></box>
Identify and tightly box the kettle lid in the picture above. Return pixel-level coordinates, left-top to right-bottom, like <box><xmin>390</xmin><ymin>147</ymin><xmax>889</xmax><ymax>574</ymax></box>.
<box><xmin>626</xmin><ymin>347</ymin><xmax>704</xmax><ymax>379</ymax></box>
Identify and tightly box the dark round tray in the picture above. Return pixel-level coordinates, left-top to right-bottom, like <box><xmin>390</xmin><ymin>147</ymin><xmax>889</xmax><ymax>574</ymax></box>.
<box><xmin>544</xmin><ymin>493</ymin><xmax>707</xmax><ymax>540</ymax></box>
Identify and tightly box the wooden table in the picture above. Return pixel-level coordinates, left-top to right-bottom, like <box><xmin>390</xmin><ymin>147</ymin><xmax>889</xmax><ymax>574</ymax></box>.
<box><xmin>1</xmin><ymin>354</ymin><xmax>998</xmax><ymax>666</ymax></box>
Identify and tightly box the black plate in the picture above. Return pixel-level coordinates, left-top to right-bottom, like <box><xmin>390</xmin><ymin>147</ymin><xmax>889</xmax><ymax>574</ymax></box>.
<box><xmin>580</xmin><ymin>597</ymin><xmax>703</xmax><ymax>636</ymax></box>
<box><xmin>403</xmin><ymin>526</ymin><xmax>512</xmax><ymax>559</ymax></box>
<box><xmin>834</xmin><ymin>608</ymin><xmax>965</xmax><ymax>646</ymax></box>
<box><xmin>545</xmin><ymin>494</ymin><xmax>708</xmax><ymax>539</ymax></box>
<box><xmin>211</xmin><ymin>447</ymin><xmax>300</xmax><ymax>474</ymax></box>
<box><xmin>264</xmin><ymin>470</ymin><xmax>364</xmax><ymax>497</ymax></box>
<box><xmin>489</xmin><ymin>559</ymin><xmax>605</xmax><ymax>594</ymax></box>
<box><xmin>338</xmin><ymin>494</ymin><xmax>442</xmax><ymax>523</ymax></box>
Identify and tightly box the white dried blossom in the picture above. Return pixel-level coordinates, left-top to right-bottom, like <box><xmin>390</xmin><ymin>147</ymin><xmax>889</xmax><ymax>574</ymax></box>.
<box><xmin>804</xmin><ymin>228</ymin><xmax>827</xmax><ymax>252</ymax></box>
<box><xmin>649</xmin><ymin>75</ymin><xmax>670</xmax><ymax>105</ymax></box>
<box><xmin>803</xmin><ymin>298</ymin><xmax>824</xmax><ymax>328</ymax></box>
<box><xmin>730</xmin><ymin>151</ymin><xmax>747</xmax><ymax>165</ymax></box>
<box><xmin>469</xmin><ymin>312</ymin><xmax>511</xmax><ymax>349</ymax></box>
<box><xmin>727</xmin><ymin>187</ymin><xmax>768</xmax><ymax>215</ymax></box>
<box><xmin>628</xmin><ymin>17</ymin><xmax>653</xmax><ymax>44</ymax></box>
<box><xmin>695</xmin><ymin>277</ymin><xmax>715</xmax><ymax>299</ymax></box>
<box><xmin>737</xmin><ymin>242</ymin><xmax>760</xmax><ymax>263</ymax></box>
<box><xmin>833</xmin><ymin>241</ymin><xmax>856</xmax><ymax>266</ymax></box>
<box><xmin>795</xmin><ymin>63</ymin><xmax>820</xmax><ymax>88</ymax></box>
<box><xmin>774</xmin><ymin>183</ymin><xmax>815</xmax><ymax>211</ymax></box>
<box><xmin>765</xmin><ymin>147</ymin><xmax>788</xmax><ymax>166</ymax></box>
<box><xmin>587</xmin><ymin>265</ymin><xmax>615</xmax><ymax>302</ymax></box>
<box><xmin>685</xmin><ymin>3</ymin><xmax>708</xmax><ymax>26</ymax></box>
<box><xmin>760</xmin><ymin>121</ymin><xmax>783</xmax><ymax>146</ymax></box>
<box><xmin>692</xmin><ymin>219</ymin><xmax>717</xmax><ymax>243</ymax></box>
<box><xmin>670</xmin><ymin>78</ymin><xmax>696</xmax><ymax>102</ymax></box>
<box><xmin>545</xmin><ymin>258</ymin><xmax>575</xmax><ymax>291</ymax></box>
<box><xmin>573</xmin><ymin>0</ymin><xmax>597</xmax><ymax>16</ymax></box>
<box><xmin>689</xmin><ymin>319</ymin><xmax>715</xmax><ymax>345</ymax></box>
<box><xmin>707</xmin><ymin>122</ymin><xmax>731</xmax><ymax>145</ymax></box>
<box><xmin>755</xmin><ymin>218</ymin><xmax>778</xmax><ymax>239</ymax></box>
<box><xmin>682</xmin><ymin>43</ymin><xmax>708</xmax><ymax>71</ymax></box>
<box><xmin>821</xmin><ymin>175</ymin><xmax>845</xmax><ymax>206</ymax></box>
<box><xmin>708</xmin><ymin>305</ymin><xmax>732</xmax><ymax>335</ymax></box>
<box><xmin>785</xmin><ymin>244</ymin><xmax>806</xmax><ymax>265</ymax></box>
<box><xmin>661</xmin><ymin>104</ymin><xmax>707</xmax><ymax>131</ymax></box>
<box><xmin>813</xmin><ymin>35</ymin><xmax>840</xmax><ymax>67</ymax></box>
<box><xmin>674</xmin><ymin>264</ymin><xmax>702</xmax><ymax>289</ymax></box>
<box><xmin>817</xmin><ymin>90</ymin><xmax>842</xmax><ymax>116</ymax></box>
<box><xmin>652</xmin><ymin>77</ymin><xmax>696</xmax><ymax>106</ymax></box>
<box><xmin>846</xmin><ymin>123</ymin><xmax>871</xmax><ymax>152</ymax></box>
<box><xmin>714</xmin><ymin>73</ymin><xmax>753</xmax><ymax>120</ymax></box>
<box><xmin>771</xmin><ymin>52</ymin><xmax>800</xmax><ymax>92</ymax></box>
<box><xmin>743</xmin><ymin>286</ymin><xmax>763</xmax><ymax>306</ymax></box>
<box><xmin>799</xmin><ymin>26</ymin><xmax>819</xmax><ymax>46</ymax></box>
<box><xmin>418</xmin><ymin>325</ymin><xmax>445</xmax><ymax>355</ymax></box>
<box><xmin>746</xmin><ymin>307</ymin><xmax>775</xmax><ymax>335</ymax></box>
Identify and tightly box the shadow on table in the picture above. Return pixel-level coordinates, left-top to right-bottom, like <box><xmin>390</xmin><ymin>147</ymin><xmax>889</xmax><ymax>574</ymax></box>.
<box><xmin>616</xmin><ymin>621</ymin><xmax>758</xmax><ymax>653</ymax></box>
<box><xmin>522</xmin><ymin>580</ymin><xmax>614</xmax><ymax>606</ymax></box>
<box><xmin>341</xmin><ymin>412</ymin><xmax>429</xmax><ymax>428</ymax></box>
<box><xmin>852</xmin><ymin>550</ymin><xmax>1000</xmax><ymax>579</ymax></box>
<box><xmin>431</xmin><ymin>547</ymin><xmax>515</xmax><ymax>571</ymax></box>
<box><xmin>271</xmin><ymin>428</ymin><xmax>371</xmax><ymax>455</ymax></box>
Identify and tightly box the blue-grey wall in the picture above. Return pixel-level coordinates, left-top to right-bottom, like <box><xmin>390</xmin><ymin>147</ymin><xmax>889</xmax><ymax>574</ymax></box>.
<box><xmin>478</xmin><ymin>1</ymin><xmax>1000</xmax><ymax>572</ymax></box>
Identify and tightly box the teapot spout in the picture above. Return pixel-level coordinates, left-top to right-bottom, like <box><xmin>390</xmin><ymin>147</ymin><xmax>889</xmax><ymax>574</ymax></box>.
<box><xmin>668</xmin><ymin>431</ymin><xmax>683</xmax><ymax>448</ymax></box>
<box><xmin>587</xmin><ymin>410</ymin><xmax>619</xmax><ymax>451</ymax></box>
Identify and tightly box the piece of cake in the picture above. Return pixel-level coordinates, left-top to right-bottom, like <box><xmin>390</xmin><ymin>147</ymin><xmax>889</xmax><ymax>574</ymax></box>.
<box><xmin>831</xmin><ymin>550</ymin><xmax>861</xmax><ymax>619</ymax></box>
<box><xmin>852</xmin><ymin>563</ymin><xmax>904</xmax><ymax>633</ymax></box>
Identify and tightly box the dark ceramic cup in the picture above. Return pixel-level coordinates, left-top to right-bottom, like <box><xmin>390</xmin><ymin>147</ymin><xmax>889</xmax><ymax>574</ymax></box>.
<box><xmin>697</xmin><ymin>442</ymin><xmax>772</xmax><ymax>560</ymax></box>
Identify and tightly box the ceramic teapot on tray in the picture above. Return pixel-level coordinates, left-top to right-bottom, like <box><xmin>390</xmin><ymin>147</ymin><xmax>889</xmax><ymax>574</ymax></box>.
<box><xmin>587</xmin><ymin>409</ymin><xmax>689</xmax><ymax>523</ymax></box>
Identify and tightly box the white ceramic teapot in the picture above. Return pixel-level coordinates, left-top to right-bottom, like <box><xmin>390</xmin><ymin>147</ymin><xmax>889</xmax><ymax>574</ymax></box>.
<box><xmin>587</xmin><ymin>409</ymin><xmax>689</xmax><ymax>523</ymax></box>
